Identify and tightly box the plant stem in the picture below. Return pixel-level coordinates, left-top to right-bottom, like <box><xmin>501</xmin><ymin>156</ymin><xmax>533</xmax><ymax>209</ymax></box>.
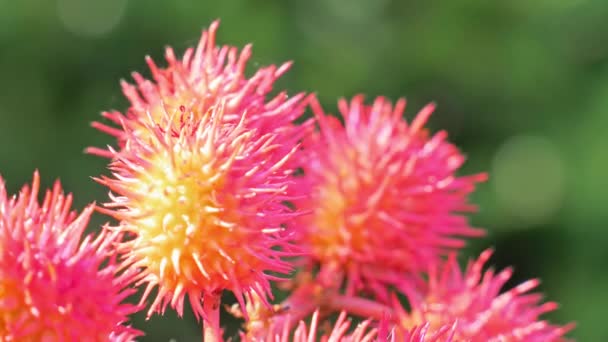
<box><xmin>270</xmin><ymin>283</ymin><xmax>318</xmax><ymax>332</ymax></box>
<box><xmin>203</xmin><ymin>292</ymin><xmax>222</xmax><ymax>342</ymax></box>
<box><xmin>327</xmin><ymin>294</ymin><xmax>395</xmax><ymax>320</ymax></box>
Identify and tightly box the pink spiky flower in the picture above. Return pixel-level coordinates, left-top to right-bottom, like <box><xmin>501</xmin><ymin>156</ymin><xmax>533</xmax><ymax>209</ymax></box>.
<box><xmin>241</xmin><ymin>311</ymin><xmax>380</xmax><ymax>342</ymax></box>
<box><xmin>396</xmin><ymin>249</ymin><xmax>575</xmax><ymax>341</ymax></box>
<box><xmin>298</xmin><ymin>95</ymin><xmax>487</xmax><ymax>297</ymax></box>
<box><xmin>89</xmin><ymin>20</ymin><xmax>311</xmax><ymax>339</ymax></box>
<box><xmin>88</xmin><ymin>20</ymin><xmax>308</xmax><ymax>159</ymax></box>
<box><xmin>0</xmin><ymin>172</ymin><xmax>141</xmax><ymax>341</ymax></box>
<box><xmin>95</xmin><ymin>99</ymin><xmax>303</xmax><ymax>336</ymax></box>
<box><xmin>240</xmin><ymin>309</ymin><xmax>455</xmax><ymax>342</ymax></box>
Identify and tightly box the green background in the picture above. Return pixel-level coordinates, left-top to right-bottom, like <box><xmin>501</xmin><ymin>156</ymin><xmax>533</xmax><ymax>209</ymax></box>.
<box><xmin>0</xmin><ymin>0</ymin><xmax>605</xmax><ymax>340</ymax></box>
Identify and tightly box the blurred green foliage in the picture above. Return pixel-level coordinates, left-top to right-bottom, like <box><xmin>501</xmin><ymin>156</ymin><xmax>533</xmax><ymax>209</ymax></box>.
<box><xmin>1</xmin><ymin>0</ymin><xmax>606</xmax><ymax>340</ymax></box>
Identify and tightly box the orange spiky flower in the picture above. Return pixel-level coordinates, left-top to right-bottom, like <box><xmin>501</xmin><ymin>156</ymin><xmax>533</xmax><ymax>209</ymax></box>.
<box><xmin>96</xmin><ymin>100</ymin><xmax>303</xmax><ymax>337</ymax></box>
<box><xmin>297</xmin><ymin>95</ymin><xmax>487</xmax><ymax>299</ymax></box>
<box><xmin>0</xmin><ymin>172</ymin><xmax>141</xmax><ymax>341</ymax></box>
<box><xmin>396</xmin><ymin>249</ymin><xmax>575</xmax><ymax>341</ymax></box>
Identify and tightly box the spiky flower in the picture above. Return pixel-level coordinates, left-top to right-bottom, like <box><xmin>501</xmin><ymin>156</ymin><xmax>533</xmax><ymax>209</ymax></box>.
<box><xmin>298</xmin><ymin>95</ymin><xmax>487</xmax><ymax>297</ymax></box>
<box><xmin>89</xmin><ymin>20</ymin><xmax>308</xmax><ymax>159</ymax></box>
<box><xmin>241</xmin><ymin>311</ymin><xmax>380</xmax><ymax>342</ymax></box>
<box><xmin>241</xmin><ymin>309</ymin><xmax>455</xmax><ymax>342</ymax></box>
<box><xmin>97</xmin><ymin>101</ymin><xmax>302</xmax><ymax>320</ymax></box>
<box><xmin>0</xmin><ymin>172</ymin><xmax>141</xmax><ymax>341</ymax></box>
<box><xmin>397</xmin><ymin>249</ymin><xmax>575</xmax><ymax>341</ymax></box>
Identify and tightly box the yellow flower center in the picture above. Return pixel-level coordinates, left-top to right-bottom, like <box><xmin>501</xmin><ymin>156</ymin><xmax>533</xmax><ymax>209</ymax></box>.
<box><xmin>123</xmin><ymin>127</ymin><xmax>264</xmax><ymax>295</ymax></box>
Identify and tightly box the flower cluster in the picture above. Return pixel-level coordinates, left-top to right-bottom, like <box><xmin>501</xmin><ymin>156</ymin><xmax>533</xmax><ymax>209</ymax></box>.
<box><xmin>0</xmin><ymin>20</ymin><xmax>574</xmax><ymax>341</ymax></box>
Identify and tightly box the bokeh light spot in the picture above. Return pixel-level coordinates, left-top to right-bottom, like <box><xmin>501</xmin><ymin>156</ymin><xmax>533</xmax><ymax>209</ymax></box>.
<box><xmin>492</xmin><ymin>135</ymin><xmax>565</xmax><ymax>225</ymax></box>
<box><xmin>57</xmin><ymin>0</ymin><xmax>127</xmax><ymax>38</ymax></box>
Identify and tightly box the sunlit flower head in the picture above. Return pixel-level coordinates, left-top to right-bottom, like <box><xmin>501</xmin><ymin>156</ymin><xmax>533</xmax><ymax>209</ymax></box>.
<box><xmin>397</xmin><ymin>249</ymin><xmax>575</xmax><ymax>341</ymax></box>
<box><xmin>89</xmin><ymin>20</ymin><xmax>308</xmax><ymax>160</ymax></box>
<box><xmin>97</xmin><ymin>102</ymin><xmax>302</xmax><ymax>320</ymax></box>
<box><xmin>298</xmin><ymin>95</ymin><xmax>487</xmax><ymax>297</ymax></box>
<box><xmin>0</xmin><ymin>172</ymin><xmax>141</xmax><ymax>341</ymax></box>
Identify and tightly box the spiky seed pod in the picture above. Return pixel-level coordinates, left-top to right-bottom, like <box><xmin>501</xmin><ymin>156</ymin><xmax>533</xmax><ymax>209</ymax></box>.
<box><xmin>396</xmin><ymin>249</ymin><xmax>575</xmax><ymax>341</ymax></box>
<box><xmin>241</xmin><ymin>311</ymin><xmax>380</xmax><ymax>342</ymax></box>
<box><xmin>298</xmin><ymin>95</ymin><xmax>487</xmax><ymax>298</ymax></box>
<box><xmin>97</xmin><ymin>103</ymin><xmax>303</xmax><ymax>320</ymax></box>
<box><xmin>0</xmin><ymin>172</ymin><xmax>141</xmax><ymax>341</ymax></box>
<box><xmin>241</xmin><ymin>309</ymin><xmax>455</xmax><ymax>342</ymax></box>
